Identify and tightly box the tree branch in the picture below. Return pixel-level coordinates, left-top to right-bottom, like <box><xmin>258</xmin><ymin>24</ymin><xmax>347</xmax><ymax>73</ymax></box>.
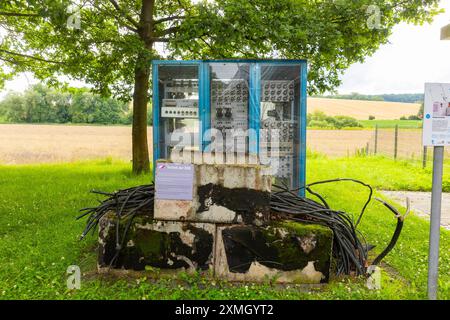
<box><xmin>154</xmin><ymin>15</ymin><xmax>186</xmax><ymax>25</ymax></box>
<box><xmin>155</xmin><ymin>26</ymin><xmax>179</xmax><ymax>37</ymax></box>
<box><xmin>0</xmin><ymin>49</ymin><xmax>62</xmax><ymax>64</ymax></box>
<box><xmin>0</xmin><ymin>11</ymin><xmax>40</xmax><ymax>17</ymax></box>
<box><xmin>151</xmin><ymin>37</ymin><xmax>170</xmax><ymax>42</ymax></box>
<box><xmin>88</xmin><ymin>1</ymin><xmax>138</xmax><ymax>33</ymax></box>
<box><xmin>108</xmin><ymin>0</ymin><xmax>139</xmax><ymax>29</ymax></box>
<box><xmin>0</xmin><ymin>56</ymin><xmax>19</xmax><ymax>65</ymax></box>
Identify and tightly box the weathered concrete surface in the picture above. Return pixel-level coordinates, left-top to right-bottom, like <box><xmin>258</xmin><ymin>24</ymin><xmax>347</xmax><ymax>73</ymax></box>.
<box><xmin>98</xmin><ymin>213</ymin><xmax>334</xmax><ymax>283</ymax></box>
<box><xmin>154</xmin><ymin>161</ymin><xmax>271</xmax><ymax>224</ymax></box>
<box><xmin>381</xmin><ymin>190</ymin><xmax>450</xmax><ymax>230</ymax></box>
<box><xmin>98</xmin><ymin>213</ymin><xmax>215</xmax><ymax>271</ymax></box>
<box><xmin>214</xmin><ymin>222</ymin><xmax>333</xmax><ymax>283</ymax></box>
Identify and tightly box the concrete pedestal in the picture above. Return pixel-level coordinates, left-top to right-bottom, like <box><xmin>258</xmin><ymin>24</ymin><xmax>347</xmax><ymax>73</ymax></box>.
<box><xmin>98</xmin><ymin>162</ymin><xmax>332</xmax><ymax>283</ymax></box>
<box><xmin>98</xmin><ymin>213</ymin><xmax>333</xmax><ymax>283</ymax></box>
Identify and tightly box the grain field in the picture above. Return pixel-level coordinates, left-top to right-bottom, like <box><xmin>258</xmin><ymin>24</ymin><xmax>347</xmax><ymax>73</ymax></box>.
<box><xmin>308</xmin><ymin>98</ymin><xmax>420</xmax><ymax>120</ymax></box>
<box><xmin>0</xmin><ymin>124</ymin><xmax>387</xmax><ymax>164</ymax></box>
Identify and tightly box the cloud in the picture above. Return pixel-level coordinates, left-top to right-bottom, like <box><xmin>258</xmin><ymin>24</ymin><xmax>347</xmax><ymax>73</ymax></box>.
<box><xmin>338</xmin><ymin>0</ymin><xmax>450</xmax><ymax>94</ymax></box>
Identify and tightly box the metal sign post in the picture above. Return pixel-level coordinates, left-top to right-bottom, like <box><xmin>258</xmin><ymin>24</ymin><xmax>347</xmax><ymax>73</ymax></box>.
<box><xmin>427</xmin><ymin>146</ymin><xmax>444</xmax><ymax>300</ymax></box>
<box><xmin>422</xmin><ymin>82</ymin><xmax>449</xmax><ymax>300</ymax></box>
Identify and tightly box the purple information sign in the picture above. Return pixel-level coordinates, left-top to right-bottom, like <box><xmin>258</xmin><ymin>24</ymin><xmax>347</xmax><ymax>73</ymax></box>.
<box><xmin>155</xmin><ymin>163</ymin><xmax>194</xmax><ymax>200</ymax></box>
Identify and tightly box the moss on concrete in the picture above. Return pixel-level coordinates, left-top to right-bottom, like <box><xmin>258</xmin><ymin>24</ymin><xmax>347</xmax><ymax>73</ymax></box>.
<box><xmin>99</xmin><ymin>213</ymin><xmax>214</xmax><ymax>271</ymax></box>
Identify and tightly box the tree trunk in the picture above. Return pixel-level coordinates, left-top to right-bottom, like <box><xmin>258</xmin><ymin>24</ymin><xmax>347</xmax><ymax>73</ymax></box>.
<box><xmin>132</xmin><ymin>61</ymin><xmax>151</xmax><ymax>175</ymax></box>
<box><xmin>131</xmin><ymin>0</ymin><xmax>155</xmax><ymax>175</ymax></box>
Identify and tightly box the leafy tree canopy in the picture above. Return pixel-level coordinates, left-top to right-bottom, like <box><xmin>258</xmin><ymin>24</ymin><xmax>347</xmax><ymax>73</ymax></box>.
<box><xmin>0</xmin><ymin>0</ymin><xmax>442</xmax><ymax>97</ymax></box>
<box><xmin>0</xmin><ymin>0</ymin><xmax>442</xmax><ymax>173</ymax></box>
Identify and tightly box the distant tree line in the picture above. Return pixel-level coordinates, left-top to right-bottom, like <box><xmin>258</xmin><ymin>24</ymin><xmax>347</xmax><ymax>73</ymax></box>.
<box><xmin>0</xmin><ymin>85</ymin><xmax>152</xmax><ymax>125</ymax></box>
<box><xmin>307</xmin><ymin>111</ymin><xmax>362</xmax><ymax>129</ymax></box>
<box><xmin>315</xmin><ymin>92</ymin><xmax>424</xmax><ymax>104</ymax></box>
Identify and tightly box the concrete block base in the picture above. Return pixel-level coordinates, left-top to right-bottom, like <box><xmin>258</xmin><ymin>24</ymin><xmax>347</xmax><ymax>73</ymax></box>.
<box><xmin>215</xmin><ymin>223</ymin><xmax>333</xmax><ymax>283</ymax></box>
<box><xmin>98</xmin><ymin>213</ymin><xmax>215</xmax><ymax>271</ymax></box>
<box><xmin>98</xmin><ymin>214</ymin><xmax>332</xmax><ymax>283</ymax></box>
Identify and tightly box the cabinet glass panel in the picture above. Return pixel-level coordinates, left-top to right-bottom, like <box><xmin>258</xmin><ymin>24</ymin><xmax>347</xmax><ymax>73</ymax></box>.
<box><xmin>209</xmin><ymin>63</ymin><xmax>250</xmax><ymax>156</ymax></box>
<box><xmin>158</xmin><ymin>65</ymin><xmax>199</xmax><ymax>159</ymax></box>
<box><xmin>260</xmin><ymin>65</ymin><xmax>301</xmax><ymax>189</ymax></box>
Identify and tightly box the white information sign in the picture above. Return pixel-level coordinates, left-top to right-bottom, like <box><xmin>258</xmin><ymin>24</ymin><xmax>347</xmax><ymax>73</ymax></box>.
<box><xmin>155</xmin><ymin>163</ymin><xmax>194</xmax><ymax>201</ymax></box>
<box><xmin>423</xmin><ymin>83</ymin><xmax>450</xmax><ymax>146</ymax></box>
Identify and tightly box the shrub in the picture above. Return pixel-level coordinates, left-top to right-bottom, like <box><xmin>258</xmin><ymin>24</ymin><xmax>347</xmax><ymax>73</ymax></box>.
<box><xmin>307</xmin><ymin>111</ymin><xmax>362</xmax><ymax>129</ymax></box>
<box><xmin>408</xmin><ymin>115</ymin><xmax>421</xmax><ymax>120</ymax></box>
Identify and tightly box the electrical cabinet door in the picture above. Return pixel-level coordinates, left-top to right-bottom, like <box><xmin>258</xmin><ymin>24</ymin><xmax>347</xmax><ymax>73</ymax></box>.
<box><xmin>154</xmin><ymin>64</ymin><xmax>200</xmax><ymax>162</ymax></box>
<box><xmin>208</xmin><ymin>62</ymin><xmax>250</xmax><ymax>158</ymax></box>
<box><xmin>259</xmin><ymin>64</ymin><xmax>302</xmax><ymax>190</ymax></box>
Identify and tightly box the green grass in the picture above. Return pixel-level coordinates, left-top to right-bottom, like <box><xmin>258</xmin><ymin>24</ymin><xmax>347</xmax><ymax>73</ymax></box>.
<box><xmin>308</xmin><ymin>153</ymin><xmax>450</xmax><ymax>192</ymax></box>
<box><xmin>360</xmin><ymin>120</ymin><xmax>422</xmax><ymax>129</ymax></box>
<box><xmin>0</xmin><ymin>156</ymin><xmax>449</xmax><ymax>300</ymax></box>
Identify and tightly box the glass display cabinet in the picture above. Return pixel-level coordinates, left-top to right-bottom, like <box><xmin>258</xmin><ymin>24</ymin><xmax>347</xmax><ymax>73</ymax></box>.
<box><xmin>152</xmin><ymin>60</ymin><xmax>307</xmax><ymax>195</ymax></box>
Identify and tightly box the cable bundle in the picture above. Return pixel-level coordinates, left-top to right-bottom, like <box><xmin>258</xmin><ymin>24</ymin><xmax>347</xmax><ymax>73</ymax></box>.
<box><xmin>78</xmin><ymin>178</ymin><xmax>405</xmax><ymax>276</ymax></box>
<box><xmin>77</xmin><ymin>184</ymin><xmax>155</xmax><ymax>240</ymax></box>
<box><xmin>271</xmin><ymin>180</ymin><xmax>370</xmax><ymax>275</ymax></box>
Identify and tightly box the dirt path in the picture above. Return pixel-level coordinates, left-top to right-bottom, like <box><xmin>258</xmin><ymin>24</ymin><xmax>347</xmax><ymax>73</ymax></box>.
<box><xmin>380</xmin><ymin>190</ymin><xmax>450</xmax><ymax>230</ymax></box>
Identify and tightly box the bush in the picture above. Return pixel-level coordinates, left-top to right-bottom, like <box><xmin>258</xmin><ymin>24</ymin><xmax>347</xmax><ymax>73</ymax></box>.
<box><xmin>308</xmin><ymin>119</ymin><xmax>332</xmax><ymax>128</ymax></box>
<box><xmin>408</xmin><ymin>115</ymin><xmax>421</xmax><ymax>120</ymax></box>
<box><xmin>368</xmin><ymin>115</ymin><xmax>375</xmax><ymax>120</ymax></box>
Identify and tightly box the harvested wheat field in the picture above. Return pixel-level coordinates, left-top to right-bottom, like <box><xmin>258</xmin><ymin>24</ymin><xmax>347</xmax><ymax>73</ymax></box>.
<box><xmin>307</xmin><ymin>129</ymin><xmax>374</xmax><ymax>157</ymax></box>
<box><xmin>308</xmin><ymin>98</ymin><xmax>420</xmax><ymax>120</ymax></box>
<box><xmin>0</xmin><ymin>124</ymin><xmax>436</xmax><ymax>164</ymax></box>
<box><xmin>0</xmin><ymin>124</ymin><xmax>153</xmax><ymax>164</ymax></box>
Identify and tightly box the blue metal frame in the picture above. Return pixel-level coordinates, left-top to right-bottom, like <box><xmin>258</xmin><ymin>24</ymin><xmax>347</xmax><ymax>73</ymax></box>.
<box><xmin>152</xmin><ymin>62</ymin><xmax>159</xmax><ymax>171</ymax></box>
<box><xmin>248</xmin><ymin>63</ymin><xmax>261</xmax><ymax>154</ymax></box>
<box><xmin>152</xmin><ymin>60</ymin><xmax>201</xmax><ymax>177</ymax></box>
<box><xmin>299</xmin><ymin>62</ymin><xmax>308</xmax><ymax>197</ymax></box>
<box><xmin>151</xmin><ymin>59</ymin><xmax>307</xmax><ymax>194</ymax></box>
<box><xmin>199</xmin><ymin>63</ymin><xmax>210</xmax><ymax>152</ymax></box>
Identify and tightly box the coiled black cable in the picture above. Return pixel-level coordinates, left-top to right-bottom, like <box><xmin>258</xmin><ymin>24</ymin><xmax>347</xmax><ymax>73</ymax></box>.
<box><xmin>78</xmin><ymin>178</ymin><xmax>404</xmax><ymax>276</ymax></box>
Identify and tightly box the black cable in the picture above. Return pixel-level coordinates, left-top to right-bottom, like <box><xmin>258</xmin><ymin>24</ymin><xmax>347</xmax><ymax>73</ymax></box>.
<box><xmin>77</xmin><ymin>179</ymin><xmax>403</xmax><ymax>276</ymax></box>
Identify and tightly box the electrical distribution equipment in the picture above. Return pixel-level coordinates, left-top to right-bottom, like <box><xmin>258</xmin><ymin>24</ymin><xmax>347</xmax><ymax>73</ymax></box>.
<box><xmin>159</xmin><ymin>74</ymin><xmax>200</xmax><ymax>156</ymax></box>
<box><xmin>153</xmin><ymin>60</ymin><xmax>307</xmax><ymax>194</ymax></box>
<box><xmin>211</xmin><ymin>79</ymin><xmax>249</xmax><ymax>152</ymax></box>
<box><xmin>260</xmin><ymin>80</ymin><xmax>297</xmax><ymax>182</ymax></box>
<box><xmin>161</xmin><ymin>80</ymin><xmax>199</xmax><ymax>119</ymax></box>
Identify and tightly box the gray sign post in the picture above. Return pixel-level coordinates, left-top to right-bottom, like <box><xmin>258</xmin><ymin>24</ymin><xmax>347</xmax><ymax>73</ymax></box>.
<box><xmin>425</xmin><ymin>24</ymin><xmax>450</xmax><ymax>301</ymax></box>
<box><xmin>427</xmin><ymin>146</ymin><xmax>444</xmax><ymax>300</ymax></box>
<box><xmin>423</xmin><ymin>82</ymin><xmax>449</xmax><ymax>300</ymax></box>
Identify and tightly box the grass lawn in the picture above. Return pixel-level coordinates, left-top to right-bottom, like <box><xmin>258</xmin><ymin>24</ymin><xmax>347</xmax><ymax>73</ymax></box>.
<box><xmin>0</xmin><ymin>156</ymin><xmax>449</xmax><ymax>300</ymax></box>
<box><xmin>308</xmin><ymin>153</ymin><xmax>450</xmax><ymax>192</ymax></box>
<box><xmin>359</xmin><ymin>120</ymin><xmax>422</xmax><ymax>129</ymax></box>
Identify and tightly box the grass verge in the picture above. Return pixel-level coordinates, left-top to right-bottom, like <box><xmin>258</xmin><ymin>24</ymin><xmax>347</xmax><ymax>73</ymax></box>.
<box><xmin>359</xmin><ymin>120</ymin><xmax>422</xmax><ymax>129</ymax></box>
<box><xmin>0</xmin><ymin>156</ymin><xmax>448</xmax><ymax>299</ymax></box>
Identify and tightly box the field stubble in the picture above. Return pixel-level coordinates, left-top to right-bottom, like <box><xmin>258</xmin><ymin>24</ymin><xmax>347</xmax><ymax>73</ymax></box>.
<box><xmin>0</xmin><ymin>124</ymin><xmax>447</xmax><ymax>164</ymax></box>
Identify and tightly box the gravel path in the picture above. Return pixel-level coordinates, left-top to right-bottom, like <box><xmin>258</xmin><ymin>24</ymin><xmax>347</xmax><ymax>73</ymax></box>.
<box><xmin>380</xmin><ymin>190</ymin><xmax>450</xmax><ymax>230</ymax></box>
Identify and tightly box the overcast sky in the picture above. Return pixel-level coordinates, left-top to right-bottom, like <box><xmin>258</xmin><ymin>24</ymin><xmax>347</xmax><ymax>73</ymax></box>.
<box><xmin>337</xmin><ymin>0</ymin><xmax>450</xmax><ymax>94</ymax></box>
<box><xmin>1</xmin><ymin>0</ymin><xmax>450</xmax><ymax>98</ymax></box>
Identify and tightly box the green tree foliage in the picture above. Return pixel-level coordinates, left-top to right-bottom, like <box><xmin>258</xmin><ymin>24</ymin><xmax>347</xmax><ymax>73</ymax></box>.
<box><xmin>0</xmin><ymin>0</ymin><xmax>442</xmax><ymax>173</ymax></box>
<box><xmin>417</xmin><ymin>102</ymin><xmax>424</xmax><ymax>119</ymax></box>
<box><xmin>0</xmin><ymin>84</ymin><xmax>133</xmax><ymax>124</ymax></box>
<box><xmin>307</xmin><ymin>111</ymin><xmax>362</xmax><ymax>129</ymax></box>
